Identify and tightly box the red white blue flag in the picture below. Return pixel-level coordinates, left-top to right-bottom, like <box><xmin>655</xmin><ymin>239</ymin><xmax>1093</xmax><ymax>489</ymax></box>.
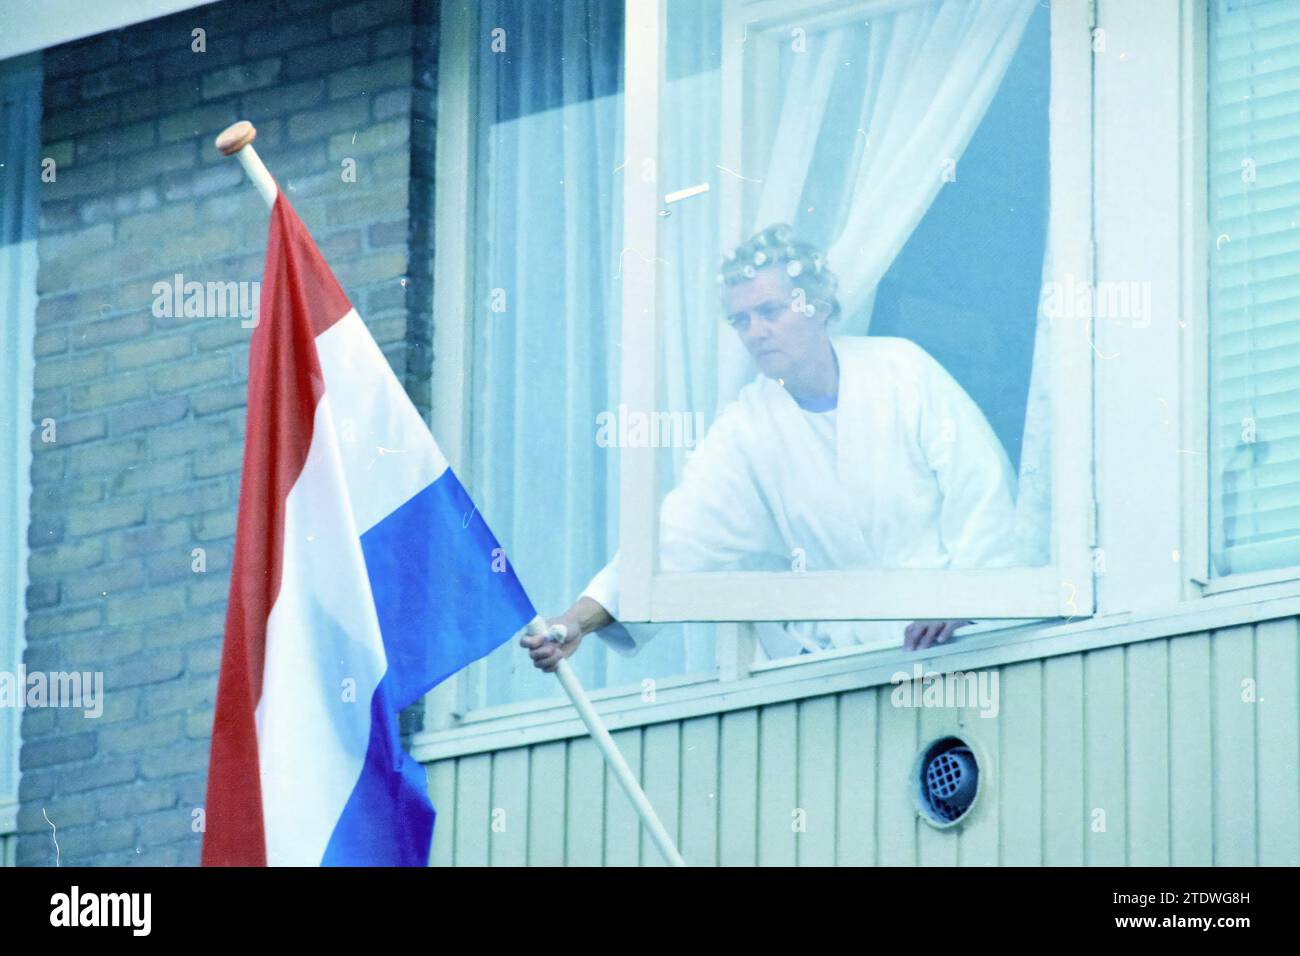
<box><xmin>202</xmin><ymin>195</ymin><xmax>534</xmax><ymax>866</ymax></box>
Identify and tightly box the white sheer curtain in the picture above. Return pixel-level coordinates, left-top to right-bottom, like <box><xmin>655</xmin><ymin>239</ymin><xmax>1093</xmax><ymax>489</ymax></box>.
<box><xmin>469</xmin><ymin>0</ymin><xmax>714</xmax><ymax>706</ymax></box>
<box><xmin>716</xmin><ymin>0</ymin><xmax>1039</xmax><ymax>396</ymax></box>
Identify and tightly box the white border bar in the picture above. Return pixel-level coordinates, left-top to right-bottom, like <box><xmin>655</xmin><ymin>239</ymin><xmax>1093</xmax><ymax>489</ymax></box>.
<box><xmin>0</xmin><ymin>0</ymin><xmax>224</xmax><ymax>61</ymax></box>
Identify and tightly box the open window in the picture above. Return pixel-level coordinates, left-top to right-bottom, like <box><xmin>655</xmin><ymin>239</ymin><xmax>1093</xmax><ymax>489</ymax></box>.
<box><xmin>429</xmin><ymin>0</ymin><xmax>1098</xmax><ymax>716</ymax></box>
<box><xmin>614</xmin><ymin>0</ymin><xmax>1096</xmax><ymax>641</ymax></box>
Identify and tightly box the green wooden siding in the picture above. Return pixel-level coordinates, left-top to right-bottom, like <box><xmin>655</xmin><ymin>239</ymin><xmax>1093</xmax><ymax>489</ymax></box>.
<box><xmin>425</xmin><ymin>621</ymin><xmax>1300</xmax><ymax>866</ymax></box>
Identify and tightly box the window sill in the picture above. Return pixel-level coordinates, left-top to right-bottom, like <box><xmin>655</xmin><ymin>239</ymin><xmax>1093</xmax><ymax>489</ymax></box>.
<box><xmin>1195</xmin><ymin>565</ymin><xmax>1300</xmax><ymax>596</ymax></box>
<box><xmin>409</xmin><ymin>574</ymin><xmax>1300</xmax><ymax>764</ymax></box>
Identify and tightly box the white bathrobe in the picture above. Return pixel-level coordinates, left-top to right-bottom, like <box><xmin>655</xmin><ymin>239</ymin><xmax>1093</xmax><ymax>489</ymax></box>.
<box><xmin>581</xmin><ymin>335</ymin><xmax>1019</xmax><ymax>660</ymax></box>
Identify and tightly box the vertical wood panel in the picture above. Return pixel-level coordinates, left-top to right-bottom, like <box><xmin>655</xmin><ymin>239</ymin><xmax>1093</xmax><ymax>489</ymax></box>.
<box><xmin>565</xmin><ymin>737</ymin><xmax>606</xmax><ymax>866</ymax></box>
<box><xmin>956</xmin><ymin>673</ymin><xmax>1000</xmax><ymax>866</ymax></box>
<box><xmin>795</xmin><ymin>696</ymin><xmax>838</xmax><ymax>865</ymax></box>
<box><xmin>917</xmin><ymin>702</ymin><xmax>958</xmax><ymax>866</ymax></box>
<box><xmin>1125</xmin><ymin>640</ymin><xmax>1170</xmax><ymax>864</ymax></box>
<box><xmin>757</xmin><ymin>703</ymin><xmax>798</xmax><ymax>866</ymax></box>
<box><xmin>998</xmin><ymin>659</ymin><xmax>1043</xmax><ymax>864</ymax></box>
<box><xmin>453</xmin><ymin>752</ymin><xmax>492</xmax><ymax>866</ymax></box>
<box><xmin>427</xmin><ymin>760</ymin><xmax>456</xmax><ymax>867</ymax></box>
<box><xmin>424</xmin><ymin>619</ymin><xmax>1300</xmax><ymax>867</ymax></box>
<box><xmin>835</xmin><ymin>689</ymin><xmax>876</xmax><ymax>865</ymax></box>
<box><xmin>1211</xmin><ymin>624</ymin><xmax>1256</xmax><ymax>865</ymax></box>
<box><xmin>640</xmin><ymin>722</ymin><xmax>681</xmax><ymax>867</ymax></box>
<box><xmin>1042</xmin><ymin>655</ymin><xmax>1085</xmax><ymax>865</ymax></box>
<box><xmin>718</xmin><ymin>709</ymin><xmax>758</xmax><ymax>866</ymax></box>
<box><xmin>603</xmin><ymin>728</ymin><xmax>643</xmax><ymax>866</ymax></box>
<box><xmin>1082</xmin><ymin>646</ymin><xmax>1126</xmax><ymax>865</ymax></box>
<box><xmin>680</xmin><ymin>715</ymin><xmax>720</xmax><ymax>866</ymax></box>
<box><xmin>526</xmin><ymin>741</ymin><xmax>566</xmax><ymax>865</ymax></box>
<box><xmin>489</xmin><ymin>748</ymin><xmax>530</xmax><ymax>866</ymax></box>
<box><xmin>1168</xmin><ymin>632</ymin><xmax>1213</xmax><ymax>864</ymax></box>
<box><xmin>876</xmin><ymin>685</ymin><xmax>919</xmax><ymax>865</ymax></box>
<box><xmin>1254</xmin><ymin>618</ymin><xmax>1300</xmax><ymax>866</ymax></box>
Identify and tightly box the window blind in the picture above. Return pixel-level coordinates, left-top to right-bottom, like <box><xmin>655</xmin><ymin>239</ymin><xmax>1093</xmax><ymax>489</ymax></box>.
<box><xmin>1208</xmin><ymin>0</ymin><xmax>1300</xmax><ymax>576</ymax></box>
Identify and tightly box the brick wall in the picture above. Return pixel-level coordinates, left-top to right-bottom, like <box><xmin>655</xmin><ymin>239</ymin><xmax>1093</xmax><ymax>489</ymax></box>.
<box><xmin>18</xmin><ymin>0</ymin><xmax>436</xmax><ymax>866</ymax></box>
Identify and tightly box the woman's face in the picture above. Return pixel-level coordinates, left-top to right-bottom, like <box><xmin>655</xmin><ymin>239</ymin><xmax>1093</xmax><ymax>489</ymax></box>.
<box><xmin>723</xmin><ymin>264</ymin><xmax>829</xmax><ymax>381</ymax></box>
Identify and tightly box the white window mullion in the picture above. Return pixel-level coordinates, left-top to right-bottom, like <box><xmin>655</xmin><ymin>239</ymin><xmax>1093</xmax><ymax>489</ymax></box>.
<box><xmin>1084</xmin><ymin>0</ymin><xmax>1191</xmax><ymax>616</ymax></box>
<box><xmin>1180</xmin><ymin>0</ymin><xmax>1212</xmax><ymax>596</ymax></box>
<box><xmin>617</xmin><ymin>0</ymin><xmax>663</xmax><ymax>624</ymax></box>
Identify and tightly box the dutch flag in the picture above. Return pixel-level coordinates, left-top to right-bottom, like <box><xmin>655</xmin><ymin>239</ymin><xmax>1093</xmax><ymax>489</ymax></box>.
<box><xmin>202</xmin><ymin>195</ymin><xmax>535</xmax><ymax>866</ymax></box>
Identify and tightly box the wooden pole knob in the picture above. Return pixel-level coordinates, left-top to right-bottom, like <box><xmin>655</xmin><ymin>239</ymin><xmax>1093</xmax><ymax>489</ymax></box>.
<box><xmin>215</xmin><ymin>120</ymin><xmax>257</xmax><ymax>156</ymax></box>
<box><xmin>213</xmin><ymin>119</ymin><xmax>277</xmax><ymax>209</ymax></box>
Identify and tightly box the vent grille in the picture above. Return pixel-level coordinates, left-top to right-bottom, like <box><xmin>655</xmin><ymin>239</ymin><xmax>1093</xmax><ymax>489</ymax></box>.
<box><xmin>916</xmin><ymin>738</ymin><xmax>980</xmax><ymax>826</ymax></box>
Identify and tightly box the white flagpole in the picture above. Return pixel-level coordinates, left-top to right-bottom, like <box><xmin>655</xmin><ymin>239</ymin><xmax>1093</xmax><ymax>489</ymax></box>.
<box><xmin>525</xmin><ymin>617</ymin><xmax>687</xmax><ymax>867</ymax></box>
<box><xmin>215</xmin><ymin>120</ymin><xmax>686</xmax><ymax>867</ymax></box>
<box><xmin>215</xmin><ymin>121</ymin><xmax>277</xmax><ymax>209</ymax></box>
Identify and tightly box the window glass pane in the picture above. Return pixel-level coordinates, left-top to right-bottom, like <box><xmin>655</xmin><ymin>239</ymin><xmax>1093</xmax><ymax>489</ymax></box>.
<box><xmin>643</xmin><ymin>0</ymin><xmax>1051</xmax><ymax>657</ymax></box>
<box><xmin>1208</xmin><ymin>0</ymin><xmax>1300</xmax><ymax>577</ymax></box>
<box><xmin>468</xmin><ymin>0</ymin><xmax>715</xmax><ymax>707</ymax></box>
<box><xmin>0</xmin><ymin>55</ymin><xmax>41</xmax><ymax>827</ymax></box>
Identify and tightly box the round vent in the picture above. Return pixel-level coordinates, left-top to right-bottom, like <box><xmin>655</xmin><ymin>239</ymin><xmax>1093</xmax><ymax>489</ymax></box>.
<box><xmin>915</xmin><ymin>736</ymin><xmax>980</xmax><ymax>827</ymax></box>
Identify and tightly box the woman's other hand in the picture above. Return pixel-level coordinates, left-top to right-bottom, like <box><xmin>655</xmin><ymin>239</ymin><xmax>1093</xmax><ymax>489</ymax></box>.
<box><xmin>903</xmin><ymin>619</ymin><xmax>974</xmax><ymax>652</ymax></box>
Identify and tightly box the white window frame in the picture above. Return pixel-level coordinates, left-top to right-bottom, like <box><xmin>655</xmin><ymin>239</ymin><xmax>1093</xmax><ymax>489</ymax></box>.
<box><xmin>616</xmin><ymin>0</ymin><xmax>1096</xmax><ymax>624</ymax></box>
<box><xmin>426</xmin><ymin>0</ymin><xmax>1094</xmax><ymax>727</ymax></box>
